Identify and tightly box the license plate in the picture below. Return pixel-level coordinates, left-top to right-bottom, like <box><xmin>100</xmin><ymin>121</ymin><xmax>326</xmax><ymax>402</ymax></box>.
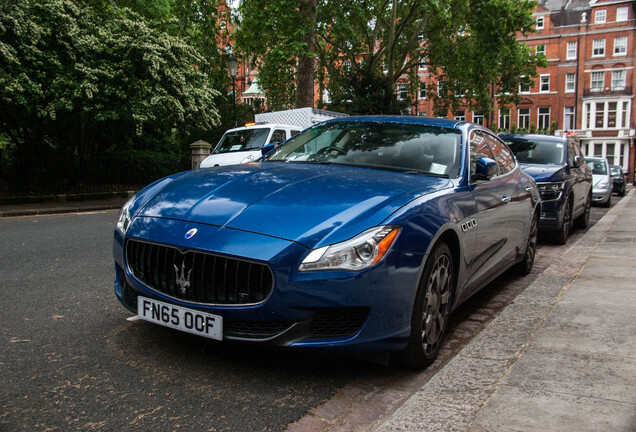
<box><xmin>137</xmin><ymin>296</ymin><xmax>223</xmax><ymax>341</ymax></box>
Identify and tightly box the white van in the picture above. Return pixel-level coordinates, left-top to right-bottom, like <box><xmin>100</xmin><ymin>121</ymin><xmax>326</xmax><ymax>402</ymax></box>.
<box><xmin>199</xmin><ymin>123</ymin><xmax>301</xmax><ymax>168</ymax></box>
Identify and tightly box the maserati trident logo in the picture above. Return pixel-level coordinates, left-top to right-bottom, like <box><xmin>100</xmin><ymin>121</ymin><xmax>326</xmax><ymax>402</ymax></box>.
<box><xmin>185</xmin><ymin>228</ymin><xmax>198</xmax><ymax>239</ymax></box>
<box><xmin>174</xmin><ymin>260</ymin><xmax>192</xmax><ymax>296</ymax></box>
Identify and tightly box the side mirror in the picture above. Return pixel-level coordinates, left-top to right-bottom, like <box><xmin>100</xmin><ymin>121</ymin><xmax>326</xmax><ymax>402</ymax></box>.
<box><xmin>572</xmin><ymin>155</ymin><xmax>583</xmax><ymax>168</ymax></box>
<box><xmin>473</xmin><ymin>157</ymin><xmax>498</xmax><ymax>181</ymax></box>
<box><xmin>261</xmin><ymin>142</ymin><xmax>279</xmax><ymax>156</ymax></box>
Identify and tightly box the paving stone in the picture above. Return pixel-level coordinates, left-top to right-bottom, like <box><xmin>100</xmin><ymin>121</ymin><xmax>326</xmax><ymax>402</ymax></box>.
<box><xmin>472</xmin><ymin>385</ymin><xmax>636</xmax><ymax>432</ymax></box>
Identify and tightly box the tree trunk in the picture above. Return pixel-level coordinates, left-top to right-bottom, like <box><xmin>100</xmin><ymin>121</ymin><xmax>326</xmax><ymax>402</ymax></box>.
<box><xmin>295</xmin><ymin>0</ymin><xmax>317</xmax><ymax>108</ymax></box>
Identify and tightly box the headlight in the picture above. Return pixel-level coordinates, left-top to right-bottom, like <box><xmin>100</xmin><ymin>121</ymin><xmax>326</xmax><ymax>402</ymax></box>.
<box><xmin>116</xmin><ymin>196</ymin><xmax>135</xmax><ymax>235</ymax></box>
<box><xmin>299</xmin><ymin>226</ymin><xmax>401</xmax><ymax>272</ymax></box>
<box><xmin>596</xmin><ymin>181</ymin><xmax>609</xmax><ymax>189</ymax></box>
<box><xmin>537</xmin><ymin>182</ymin><xmax>564</xmax><ymax>192</ymax></box>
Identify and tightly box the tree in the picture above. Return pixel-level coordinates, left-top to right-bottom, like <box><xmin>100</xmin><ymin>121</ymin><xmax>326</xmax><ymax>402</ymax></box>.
<box><xmin>0</xmin><ymin>0</ymin><xmax>220</xmax><ymax>187</ymax></box>
<box><xmin>234</xmin><ymin>0</ymin><xmax>317</xmax><ymax>110</ymax></box>
<box><xmin>237</xmin><ymin>0</ymin><xmax>544</xmax><ymax>116</ymax></box>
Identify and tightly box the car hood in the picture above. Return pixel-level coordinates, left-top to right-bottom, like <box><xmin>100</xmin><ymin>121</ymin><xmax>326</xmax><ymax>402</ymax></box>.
<box><xmin>519</xmin><ymin>163</ymin><xmax>566</xmax><ymax>183</ymax></box>
<box><xmin>135</xmin><ymin>162</ymin><xmax>452</xmax><ymax>248</ymax></box>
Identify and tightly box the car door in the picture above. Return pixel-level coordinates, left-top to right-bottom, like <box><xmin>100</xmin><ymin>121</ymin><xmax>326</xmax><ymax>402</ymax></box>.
<box><xmin>465</xmin><ymin>130</ymin><xmax>516</xmax><ymax>292</ymax></box>
<box><xmin>569</xmin><ymin>140</ymin><xmax>592</xmax><ymax>217</ymax></box>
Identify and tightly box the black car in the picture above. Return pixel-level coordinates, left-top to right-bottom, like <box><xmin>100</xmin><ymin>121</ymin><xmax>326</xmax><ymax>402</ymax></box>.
<box><xmin>610</xmin><ymin>165</ymin><xmax>626</xmax><ymax>197</ymax></box>
<box><xmin>499</xmin><ymin>134</ymin><xmax>592</xmax><ymax>245</ymax></box>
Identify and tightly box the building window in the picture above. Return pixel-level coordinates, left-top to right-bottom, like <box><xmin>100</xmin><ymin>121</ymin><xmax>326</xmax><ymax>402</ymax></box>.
<box><xmin>520</xmin><ymin>76</ymin><xmax>531</xmax><ymax>93</ymax></box>
<box><xmin>419</xmin><ymin>56</ymin><xmax>427</xmax><ymax>71</ymax></box>
<box><xmin>499</xmin><ymin>108</ymin><xmax>510</xmax><ymax>131</ymax></box>
<box><xmin>437</xmin><ymin>80</ymin><xmax>446</xmax><ymax>96</ymax></box>
<box><xmin>535</xmin><ymin>44</ymin><xmax>546</xmax><ymax>56</ymax></box>
<box><xmin>418</xmin><ymin>83</ymin><xmax>427</xmax><ymax>99</ymax></box>
<box><xmin>592</xmin><ymin>39</ymin><xmax>605</xmax><ymax>57</ymax></box>
<box><xmin>595</xmin><ymin>9</ymin><xmax>606</xmax><ymax>23</ymax></box>
<box><xmin>538</xmin><ymin>107</ymin><xmax>550</xmax><ymax>130</ymax></box>
<box><xmin>540</xmin><ymin>74</ymin><xmax>550</xmax><ymax>92</ymax></box>
<box><xmin>565</xmin><ymin>73</ymin><xmax>575</xmax><ymax>92</ymax></box>
<box><xmin>612</xmin><ymin>70</ymin><xmax>626</xmax><ymax>90</ymax></box>
<box><xmin>454</xmin><ymin>110</ymin><xmax>465</xmax><ymax>121</ymax></box>
<box><xmin>518</xmin><ymin>107</ymin><xmax>530</xmax><ymax>130</ymax></box>
<box><xmin>343</xmin><ymin>60</ymin><xmax>351</xmax><ymax>71</ymax></box>
<box><xmin>608</xmin><ymin>102</ymin><xmax>617</xmax><ymax>127</ymax></box>
<box><xmin>614</xmin><ymin>37</ymin><xmax>627</xmax><ymax>55</ymax></box>
<box><xmin>595</xmin><ymin>102</ymin><xmax>605</xmax><ymax>128</ymax></box>
<box><xmin>473</xmin><ymin>112</ymin><xmax>484</xmax><ymax>125</ymax></box>
<box><xmin>536</xmin><ymin>16</ymin><xmax>544</xmax><ymax>29</ymax></box>
<box><xmin>566</xmin><ymin>41</ymin><xmax>577</xmax><ymax>60</ymax></box>
<box><xmin>616</xmin><ymin>7</ymin><xmax>629</xmax><ymax>22</ymax></box>
<box><xmin>564</xmin><ymin>107</ymin><xmax>575</xmax><ymax>130</ymax></box>
<box><xmin>591</xmin><ymin>71</ymin><xmax>604</xmax><ymax>91</ymax></box>
<box><xmin>397</xmin><ymin>83</ymin><xmax>408</xmax><ymax>100</ymax></box>
<box><xmin>583</xmin><ymin>100</ymin><xmax>632</xmax><ymax>130</ymax></box>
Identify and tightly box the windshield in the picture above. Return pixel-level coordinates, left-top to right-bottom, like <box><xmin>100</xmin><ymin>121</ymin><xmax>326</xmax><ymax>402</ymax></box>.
<box><xmin>586</xmin><ymin>158</ymin><xmax>608</xmax><ymax>175</ymax></box>
<box><xmin>213</xmin><ymin>128</ymin><xmax>269</xmax><ymax>154</ymax></box>
<box><xmin>264</xmin><ymin>121</ymin><xmax>462</xmax><ymax>177</ymax></box>
<box><xmin>503</xmin><ymin>138</ymin><xmax>565</xmax><ymax>165</ymax></box>
<box><xmin>610</xmin><ymin>166</ymin><xmax>621</xmax><ymax>176</ymax></box>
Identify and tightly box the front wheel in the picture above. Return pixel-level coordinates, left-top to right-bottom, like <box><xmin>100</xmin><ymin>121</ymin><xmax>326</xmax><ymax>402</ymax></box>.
<box><xmin>604</xmin><ymin>194</ymin><xmax>612</xmax><ymax>208</ymax></box>
<box><xmin>394</xmin><ymin>242</ymin><xmax>454</xmax><ymax>369</ymax></box>
<box><xmin>554</xmin><ymin>197</ymin><xmax>572</xmax><ymax>245</ymax></box>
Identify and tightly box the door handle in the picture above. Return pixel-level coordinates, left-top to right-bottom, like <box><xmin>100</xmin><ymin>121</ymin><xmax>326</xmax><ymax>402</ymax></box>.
<box><xmin>501</xmin><ymin>195</ymin><xmax>511</xmax><ymax>203</ymax></box>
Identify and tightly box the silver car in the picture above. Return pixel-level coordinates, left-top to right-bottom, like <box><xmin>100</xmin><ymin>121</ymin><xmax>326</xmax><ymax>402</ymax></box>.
<box><xmin>584</xmin><ymin>157</ymin><xmax>613</xmax><ymax>207</ymax></box>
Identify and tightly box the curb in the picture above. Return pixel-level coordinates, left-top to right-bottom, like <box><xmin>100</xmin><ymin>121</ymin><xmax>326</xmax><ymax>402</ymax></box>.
<box><xmin>375</xmin><ymin>189</ymin><xmax>633</xmax><ymax>431</ymax></box>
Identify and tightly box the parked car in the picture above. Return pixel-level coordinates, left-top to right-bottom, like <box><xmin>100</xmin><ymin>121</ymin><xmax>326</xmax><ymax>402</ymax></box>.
<box><xmin>114</xmin><ymin>116</ymin><xmax>540</xmax><ymax>369</ymax></box>
<box><xmin>610</xmin><ymin>165</ymin><xmax>626</xmax><ymax>197</ymax></box>
<box><xmin>585</xmin><ymin>157</ymin><xmax>613</xmax><ymax>207</ymax></box>
<box><xmin>199</xmin><ymin>123</ymin><xmax>301</xmax><ymax>168</ymax></box>
<box><xmin>499</xmin><ymin>134</ymin><xmax>592</xmax><ymax>245</ymax></box>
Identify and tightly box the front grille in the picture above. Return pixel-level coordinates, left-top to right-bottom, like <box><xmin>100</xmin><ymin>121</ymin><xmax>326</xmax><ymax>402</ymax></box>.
<box><xmin>125</xmin><ymin>239</ymin><xmax>274</xmax><ymax>305</ymax></box>
<box><xmin>310</xmin><ymin>308</ymin><xmax>369</xmax><ymax>339</ymax></box>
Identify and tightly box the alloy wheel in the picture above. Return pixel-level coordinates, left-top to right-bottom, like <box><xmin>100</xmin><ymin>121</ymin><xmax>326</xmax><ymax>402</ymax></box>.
<box><xmin>421</xmin><ymin>253</ymin><xmax>452</xmax><ymax>356</ymax></box>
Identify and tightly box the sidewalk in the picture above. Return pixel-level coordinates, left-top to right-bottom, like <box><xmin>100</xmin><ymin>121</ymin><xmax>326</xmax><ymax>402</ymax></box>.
<box><xmin>0</xmin><ymin>193</ymin><xmax>131</xmax><ymax>217</ymax></box>
<box><xmin>377</xmin><ymin>189</ymin><xmax>636</xmax><ymax>432</ymax></box>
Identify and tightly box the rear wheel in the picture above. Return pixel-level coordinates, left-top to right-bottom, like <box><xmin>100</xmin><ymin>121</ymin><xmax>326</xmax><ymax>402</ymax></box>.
<box><xmin>555</xmin><ymin>197</ymin><xmax>572</xmax><ymax>245</ymax></box>
<box><xmin>394</xmin><ymin>242</ymin><xmax>454</xmax><ymax>369</ymax></box>
<box><xmin>514</xmin><ymin>210</ymin><xmax>538</xmax><ymax>275</ymax></box>
<box><xmin>574</xmin><ymin>192</ymin><xmax>591</xmax><ymax>229</ymax></box>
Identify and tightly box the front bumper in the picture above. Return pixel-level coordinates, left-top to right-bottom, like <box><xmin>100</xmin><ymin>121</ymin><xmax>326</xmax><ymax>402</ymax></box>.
<box><xmin>113</xmin><ymin>218</ymin><xmax>422</xmax><ymax>352</ymax></box>
<box><xmin>538</xmin><ymin>194</ymin><xmax>566</xmax><ymax>231</ymax></box>
<box><xmin>592</xmin><ymin>187</ymin><xmax>611</xmax><ymax>204</ymax></box>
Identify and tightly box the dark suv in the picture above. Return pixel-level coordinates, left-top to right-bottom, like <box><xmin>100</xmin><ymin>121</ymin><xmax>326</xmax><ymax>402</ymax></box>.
<box><xmin>499</xmin><ymin>134</ymin><xmax>592</xmax><ymax>244</ymax></box>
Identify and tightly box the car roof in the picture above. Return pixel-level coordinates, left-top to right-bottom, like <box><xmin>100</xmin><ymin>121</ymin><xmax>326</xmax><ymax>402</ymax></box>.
<box><xmin>322</xmin><ymin>115</ymin><xmax>467</xmax><ymax>130</ymax></box>
<box><xmin>498</xmin><ymin>133</ymin><xmax>567</xmax><ymax>143</ymax></box>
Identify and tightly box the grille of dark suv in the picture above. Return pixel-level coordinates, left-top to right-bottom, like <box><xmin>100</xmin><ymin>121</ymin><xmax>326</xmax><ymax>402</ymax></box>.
<box><xmin>125</xmin><ymin>239</ymin><xmax>274</xmax><ymax>305</ymax></box>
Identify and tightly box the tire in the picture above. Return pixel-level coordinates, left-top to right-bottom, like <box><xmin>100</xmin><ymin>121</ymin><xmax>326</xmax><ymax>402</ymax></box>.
<box><xmin>514</xmin><ymin>210</ymin><xmax>538</xmax><ymax>275</ymax></box>
<box><xmin>554</xmin><ymin>197</ymin><xmax>572</xmax><ymax>245</ymax></box>
<box><xmin>619</xmin><ymin>186</ymin><xmax>625</xmax><ymax>197</ymax></box>
<box><xmin>604</xmin><ymin>194</ymin><xmax>612</xmax><ymax>208</ymax></box>
<box><xmin>394</xmin><ymin>242</ymin><xmax>454</xmax><ymax>369</ymax></box>
<box><xmin>574</xmin><ymin>192</ymin><xmax>591</xmax><ymax>229</ymax></box>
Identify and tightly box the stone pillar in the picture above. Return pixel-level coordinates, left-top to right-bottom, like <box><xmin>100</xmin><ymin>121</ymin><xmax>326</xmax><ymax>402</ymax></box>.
<box><xmin>190</xmin><ymin>140</ymin><xmax>212</xmax><ymax>169</ymax></box>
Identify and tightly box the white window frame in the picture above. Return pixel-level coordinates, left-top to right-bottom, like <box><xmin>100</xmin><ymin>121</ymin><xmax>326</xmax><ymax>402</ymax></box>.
<box><xmin>454</xmin><ymin>110</ymin><xmax>466</xmax><ymax>121</ymax></box>
<box><xmin>396</xmin><ymin>82</ymin><xmax>408</xmax><ymax>101</ymax></box>
<box><xmin>536</xmin><ymin>44</ymin><xmax>546</xmax><ymax>56</ymax></box>
<box><xmin>582</xmin><ymin>100</ymin><xmax>632</xmax><ymax>130</ymax></box>
<box><xmin>536</xmin><ymin>16</ymin><xmax>544</xmax><ymax>29</ymax></box>
<box><xmin>538</xmin><ymin>107</ymin><xmax>550</xmax><ymax>130</ymax></box>
<box><xmin>499</xmin><ymin>109</ymin><xmax>510</xmax><ymax>130</ymax></box>
<box><xmin>616</xmin><ymin>7</ymin><xmax>629</xmax><ymax>22</ymax></box>
<box><xmin>611</xmin><ymin>70</ymin><xmax>626</xmax><ymax>91</ymax></box>
<box><xmin>566</xmin><ymin>41</ymin><xmax>577</xmax><ymax>60</ymax></box>
<box><xmin>614</xmin><ymin>37</ymin><xmax>627</xmax><ymax>56</ymax></box>
<box><xmin>519</xmin><ymin>75</ymin><xmax>531</xmax><ymax>93</ymax></box>
<box><xmin>591</xmin><ymin>71</ymin><xmax>604</xmax><ymax>91</ymax></box>
<box><xmin>418</xmin><ymin>56</ymin><xmax>427</xmax><ymax>71</ymax></box>
<box><xmin>540</xmin><ymin>74</ymin><xmax>550</xmax><ymax>92</ymax></box>
<box><xmin>473</xmin><ymin>112</ymin><xmax>484</xmax><ymax>125</ymax></box>
<box><xmin>565</xmin><ymin>73</ymin><xmax>575</xmax><ymax>93</ymax></box>
<box><xmin>592</xmin><ymin>39</ymin><xmax>605</xmax><ymax>57</ymax></box>
<box><xmin>518</xmin><ymin>107</ymin><xmax>530</xmax><ymax>130</ymax></box>
<box><xmin>418</xmin><ymin>83</ymin><xmax>427</xmax><ymax>100</ymax></box>
<box><xmin>563</xmin><ymin>106</ymin><xmax>575</xmax><ymax>130</ymax></box>
<box><xmin>595</xmin><ymin>9</ymin><xmax>606</xmax><ymax>23</ymax></box>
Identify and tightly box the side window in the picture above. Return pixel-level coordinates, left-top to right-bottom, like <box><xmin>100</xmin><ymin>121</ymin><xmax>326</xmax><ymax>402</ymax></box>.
<box><xmin>567</xmin><ymin>142</ymin><xmax>576</xmax><ymax>166</ymax></box>
<box><xmin>270</xmin><ymin>129</ymin><xmax>287</xmax><ymax>144</ymax></box>
<box><xmin>470</xmin><ymin>131</ymin><xmax>496</xmax><ymax>177</ymax></box>
<box><xmin>484</xmin><ymin>133</ymin><xmax>516</xmax><ymax>174</ymax></box>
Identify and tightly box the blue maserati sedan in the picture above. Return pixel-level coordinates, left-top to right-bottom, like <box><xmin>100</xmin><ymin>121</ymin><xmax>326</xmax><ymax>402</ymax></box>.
<box><xmin>113</xmin><ymin>116</ymin><xmax>540</xmax><ymax>368</ymax></box>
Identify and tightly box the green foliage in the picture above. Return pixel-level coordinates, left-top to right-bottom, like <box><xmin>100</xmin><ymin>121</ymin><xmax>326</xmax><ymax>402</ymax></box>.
<box><xmin>0</xmin><ymin>0</ymin><xmax>220</xmax><ymax>190</ymax></box>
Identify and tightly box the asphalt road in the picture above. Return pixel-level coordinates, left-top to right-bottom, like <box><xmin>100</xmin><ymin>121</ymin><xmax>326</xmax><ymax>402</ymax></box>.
<box><xmin>0</xmin><ymin>201</ymin><xmax>615</xmax><ymax>431</ymax></box>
